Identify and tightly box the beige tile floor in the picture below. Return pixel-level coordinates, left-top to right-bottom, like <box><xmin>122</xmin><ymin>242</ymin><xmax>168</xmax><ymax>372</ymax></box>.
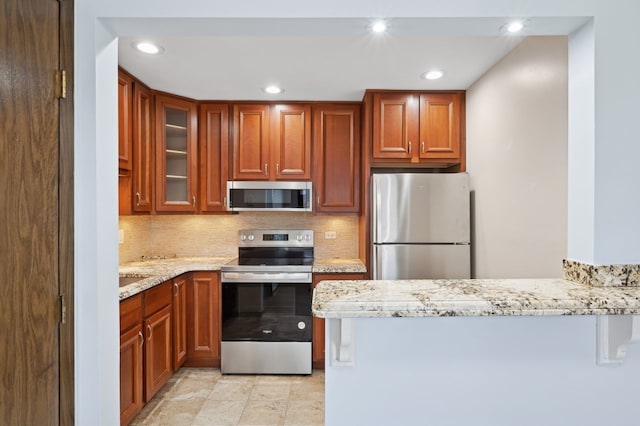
<box><xmin>131</xmin><ymin>368</ymin><xmax>325</xmax><ymax>426</ymax></box>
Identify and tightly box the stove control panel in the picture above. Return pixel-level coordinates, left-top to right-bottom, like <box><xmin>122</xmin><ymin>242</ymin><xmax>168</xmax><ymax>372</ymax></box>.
<box><xmin>238</xmin><ymin>229</ymin><xmax>313</xmax><ymax>247</ymax></box>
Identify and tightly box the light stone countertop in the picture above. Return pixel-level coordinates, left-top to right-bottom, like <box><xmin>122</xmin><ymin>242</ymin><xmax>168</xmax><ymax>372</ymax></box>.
<box><xmin>119</xmin><ymin>257</ymin><xmax>233</xmax><ymax>300</ymax></box>
<box><xmin>312</xmin><ymin>258</ymin><xmax>366</xmax><ymax>274</ymax></box>
<box><xmin>312</xmin><ymin>278</ymin><xmax>640</xmax><ymax>318</ymax></box>
<box><xmin>119</xmin><ymin>256</ymin><xmax>366</xmax><ymax>300</ymax></box>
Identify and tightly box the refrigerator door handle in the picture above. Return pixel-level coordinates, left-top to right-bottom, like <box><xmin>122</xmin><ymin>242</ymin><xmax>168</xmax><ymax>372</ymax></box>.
<box><xmin>372</xmin><ymin>245</ymin><xmax>379</xmax><ymax>280</ymax></box>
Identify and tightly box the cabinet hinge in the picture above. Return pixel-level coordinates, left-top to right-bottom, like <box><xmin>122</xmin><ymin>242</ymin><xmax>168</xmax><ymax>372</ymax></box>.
<box><xmin>59</xmin><ymin>295</ymin><xmax>67</xmax><ymax>324</ymax></box>
<box><xmin>56</xmin><ymin>70</ymin><xmax>67</xmax><ymax>99</ymax></box>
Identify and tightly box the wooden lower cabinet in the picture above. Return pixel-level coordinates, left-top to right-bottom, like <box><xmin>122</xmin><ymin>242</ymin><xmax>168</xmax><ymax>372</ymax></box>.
<box><xmin>312</xmin><ymin>273</ymin><xmax>364</xmax><ymax>369</ymax></box>
<box><xmin>172</xmin><ymin>275</ymin><xmax>188</xmax><ymax>370</ymax></box>
<box><xmin>186</xmin><ymin>271</ymin><xmax>221</xmax><ymax>367</ymax></box>
<box><xmin>144</xmin><ymin>304</ymin><xmax>173</xmax><ymax>402</ymax></box>
<box><xmin>119</xmin><ymin>294</ymin><xmax>143</xmax><ymax>426</ymax></box>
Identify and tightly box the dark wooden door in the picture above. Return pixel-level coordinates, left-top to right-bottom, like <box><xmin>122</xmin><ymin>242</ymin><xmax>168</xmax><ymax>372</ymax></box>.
<box><xmin>172</xmin><ymin>276</ymin><xmax>188</xmax><ymax>370</ymax></box>
<box><xmin>232</xmin><ymin>104</ymin><xmax>270</xmax><ymax>180</ymax></box>
<box><xmin>199</xmin><ymin>103</ymin><xmax>229</xmax><ymax>212</ymax></box>
<box><xmin>271</xmin><ymin>104</ymin><xmax>311</xmax><ymax>180</ymax></box>
<box><xmin>313</xmin><ymin>104</ymin><xmax>361</xmax><ymax>213</ymax></box>
<box><xmin>132</xmin><ymin>81</ymin><xmax>154</xmax><ymax>212</ymax></box>
<box><xmin>186</xmin><ymin>272</ymin><xmax>221</xmax><ymax>367</ymax></box>
<box><xmin>0</xmin><ymin>0</ymin><xmax>73</xmax><ymax>424</ymax></box>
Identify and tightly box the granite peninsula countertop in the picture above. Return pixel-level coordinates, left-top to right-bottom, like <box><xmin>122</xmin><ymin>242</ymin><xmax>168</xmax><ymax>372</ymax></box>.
<box><xmin>312</xmin><ymin>258</ymin><xmax>366</xmax><ymax>274</ymax></box>
<box><xmin>119</xmin><ymin>256</ymin><xmax>366</xmax><ymax>300</ymax></box>
<box><xmin>312</xmin><ymin>278</ymin><xmax>640</xmax><ymax>318</ymax></box>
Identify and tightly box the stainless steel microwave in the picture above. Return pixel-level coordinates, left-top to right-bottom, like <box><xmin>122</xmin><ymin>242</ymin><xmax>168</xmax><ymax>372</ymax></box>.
<box><xmin>226</xmin><ymin>181</ymin><xmax>313</xmax><ymax>212</ymax></box>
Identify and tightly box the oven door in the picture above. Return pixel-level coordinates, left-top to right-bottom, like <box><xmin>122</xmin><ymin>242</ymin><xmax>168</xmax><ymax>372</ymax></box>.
<box><xmin>221</xmin><ymin>272</ymin><xmax>312</xmax><ymax>343</ymax></box>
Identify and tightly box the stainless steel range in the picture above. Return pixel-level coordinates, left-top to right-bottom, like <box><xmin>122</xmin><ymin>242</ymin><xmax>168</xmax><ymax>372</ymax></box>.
<box><xmin>220</xmin><ymin>229</ymin><xmax>313</xmax><ymax>375</ymax></box>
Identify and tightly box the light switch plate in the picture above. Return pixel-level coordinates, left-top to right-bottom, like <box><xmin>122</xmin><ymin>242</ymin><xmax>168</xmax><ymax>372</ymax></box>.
<box><xmin>118</xmin><ymin>229</ymin><xmax>124</xmax><ymax>244</ymax></box>
<box><xmin>324</xmin><ymin>231</ymin><xmax>337</xmax><ymax>240</ymax></box>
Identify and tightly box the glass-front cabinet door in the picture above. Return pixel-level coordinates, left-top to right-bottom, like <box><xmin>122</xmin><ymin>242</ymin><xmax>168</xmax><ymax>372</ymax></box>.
<box><xmin>155</xmin><ymin>94</ymin><xmax>198</xmax><ymax>212</ymax></box>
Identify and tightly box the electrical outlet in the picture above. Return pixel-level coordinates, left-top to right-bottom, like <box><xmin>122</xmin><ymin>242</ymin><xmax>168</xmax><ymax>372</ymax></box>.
<box><xmin>118</xmin><ymin>229</ymin><xmax>124</xmax><ymax>244</ymax></box>
<box><xmin>324</xmin><ymin>231</ymin><xmax>337</xmax><ymax>240</ymax></box>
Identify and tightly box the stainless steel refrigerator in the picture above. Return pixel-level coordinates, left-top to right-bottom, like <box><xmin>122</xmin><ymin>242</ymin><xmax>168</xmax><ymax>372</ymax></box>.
<box><xmin>372</xmin><ymin>173</ymin><xmax>470</xmax><ymax>280</ymax></box>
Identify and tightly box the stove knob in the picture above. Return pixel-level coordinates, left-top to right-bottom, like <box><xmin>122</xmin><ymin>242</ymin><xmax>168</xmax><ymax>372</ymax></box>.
<box><xmin>296</xmin><ymin>234</ymin><xmax>303</xmax><ymax>241</ymax></box>
<box><xmin>240</xmin><ymin>234</ymin><xmax>247</xmax><ymax>241</ymax></box>
<box><xmin>248</xmin><ymin>234</ymin><xmax>255</xmax><ymax>241</ymax></box>
<box><xmin>304</xmin><ymin>234</ymin><xmax>311</xmax><ymax>241</ymax></box>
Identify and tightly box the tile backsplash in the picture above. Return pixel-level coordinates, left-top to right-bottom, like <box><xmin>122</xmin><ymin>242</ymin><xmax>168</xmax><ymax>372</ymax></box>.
<box><xmin>119</xmin><ymin>213</ymin><xmax>360</xmax><ymax>264</ymax></box>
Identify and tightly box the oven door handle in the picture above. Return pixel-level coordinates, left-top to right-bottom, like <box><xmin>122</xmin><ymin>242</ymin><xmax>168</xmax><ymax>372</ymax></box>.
<box><xmin>221</xmin><ymin>271</ymin><xmax>312</xmax><ymax>283</ymax></box>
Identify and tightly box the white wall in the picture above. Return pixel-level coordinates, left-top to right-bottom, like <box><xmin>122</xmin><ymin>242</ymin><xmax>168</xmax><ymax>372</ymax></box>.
<box><xmin>466</xmin><ymin>37</ymin><xmax>568</xmax><ymax>278</ymax></box>
<box><xmin>75</xmin><ymin>1</ymin><xmax>640</xmax><ymax>423</ymax></box>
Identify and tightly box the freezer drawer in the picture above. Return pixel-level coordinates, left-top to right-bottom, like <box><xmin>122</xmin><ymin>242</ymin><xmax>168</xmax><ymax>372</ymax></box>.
<box><xmin>373</xmin><ymin>244</ymin><xmax>470</xmax><ymax>280</ymax></box>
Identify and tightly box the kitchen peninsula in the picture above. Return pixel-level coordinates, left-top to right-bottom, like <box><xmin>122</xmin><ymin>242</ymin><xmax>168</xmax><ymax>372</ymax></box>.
<box><xmin>313</xmin><ymin>275</ymin><xmax>640</xmax><ymax>426</ymax></box>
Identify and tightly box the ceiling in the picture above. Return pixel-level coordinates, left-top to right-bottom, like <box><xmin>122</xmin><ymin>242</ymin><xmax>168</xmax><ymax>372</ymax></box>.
<box><xmin>113</xmin><ymin>17</ymin><xmax>589</xmax><ymax>101</ymax></box>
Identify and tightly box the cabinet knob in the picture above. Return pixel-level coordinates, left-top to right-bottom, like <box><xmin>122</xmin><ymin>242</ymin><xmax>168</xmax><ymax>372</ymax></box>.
<box><xmin>138</xmin><ymin>331</ymin><xmax>144</xmax><ymax>348</ymax></box>
<box><xmin>223</xmin><ymin>196</ymin><xmax>227</xmax><ymax>207</ymax></box>
<box><xmin>276</xmin><ymin>163</ymin><xmax>280</xmax><ymax>175</ymax></box>
<box><xmin>421</xmin><ymin>141</ymin><xmax>425</xmax><ymax>154</ymax></box>
<box><xmin>174</xmin><ymin>282</ymin><xmax>179</xmax><ymax>296</ymax></box>
<box><xmin>192</xmin><ymin>196</ymin><xmax>196</xmax><ymax>207</ymax></box>
<box><xmin>317</xmin><ymin>196</ymin><xmax>320</xmax><ymax>207</ymax></box>
<box><xmin>408</xmin><ymin>141</ymin><xmax>412</xmax><ymax>154</ymax></box>
<box><xmin>136</xmin><ymin>192</ymin><xmax>141</xmax><ymax>206</ymax></box>
<box><xmin>265</xmin><ymin>163</ymin><xmax>269</xmax><ymax>176</ymax></box>
<box><xmin>147</xmin><ymin>324</ymin><xmax>152</xmax><ymax>340</ymax></box>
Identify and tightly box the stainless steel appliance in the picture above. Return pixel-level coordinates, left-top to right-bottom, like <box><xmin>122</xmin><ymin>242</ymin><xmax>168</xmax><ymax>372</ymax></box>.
<box><xmin>220</xmin><ymin>229</ymin><xmax>313</xmax><ymax>374</ymax></box>
<box><xmin>226</xmin><ymin>181</ymin><xmax>313</xmax><ymax>212</ymax></box>
<box><xmin>372</xmin><ymin>173</ymin><xmax>470</xmax><ymax>280</ymax></box>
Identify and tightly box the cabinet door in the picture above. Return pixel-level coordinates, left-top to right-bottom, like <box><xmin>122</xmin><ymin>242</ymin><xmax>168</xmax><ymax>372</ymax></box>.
<box><xmin>312</xmin><ymin>273</ymin><xmax>364</xmax><ymax>369</ymax></box>
<box><xmin>155</xmin><ymin>95</ymin><xmax>198</xmax><ymax>212</ymax></box>
<box><xmin>186</xmin><ymin>272</ymin><xmax>221</xmax><ymax>367</ymax></box>
<box><xmin>313</xmin><ymin>104</ymin><xmax>361</xmax><ymax>213</ymax></box>
<box><xmin>199</xmin><ymin>103</ymin><xmax>229</xmax><ymax>212</ymax></box>
<box><xmin>419</xmin><ymin>93</ymin><xmax>461</xmax><ymax>161</ymax></box>
<box><xmin>372</xmin><ymin>93</ymin><xmax>419</xmax><ymax>160</ymax></box>
<box><xmin>144</xmin><ymin>305</ymin><xmax>172</xmax><ymax>402</ymax></box>
<box><xmin>132</xmin><ymin>82</ymin><xmax>154</xmax><ymax>212</ymax></box>
<box><xmin>172</xmin><ymin>276</ymin><xmax>187</xmax><ymax>371</ymax></box>
<box><xmin>232</xmin><ymin>104</ymin><xmax>270</xmax><ymax>180</ymax></box>
<box><xmin>118</xmin><ymin>70</ymin><xmax>133</xmax><ymax>170</ymax></box>
<box><xmin>120</xmin><ymin>326</ymin><xmax>143</xmax><ymax>426</ymax></box>
<box><xmin>271</xmin><ymin>104</ymin><xmax>311</xmax><ymax>180</ymax></box>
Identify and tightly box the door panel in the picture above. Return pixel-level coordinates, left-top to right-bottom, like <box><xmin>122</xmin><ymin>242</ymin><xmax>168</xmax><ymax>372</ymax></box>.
<box><xmin>372</xmin><ymin>93</ymin><xmax>418</xmax><ymax>159</ymax></box>
<box><xmin>271</xmin><ymin>104</ymin><xmax>311</xmax><ymax>179</ymax></box>
<box><xmin>0</xmin><ymin>0</ymin><xmax>62</xmax><ymax>424</ymax></box>
<box><xmin>419</xmin><ymin>93</ymin><xmax>461</xmax><ymax>160</ymax></box>
<box><xmin>144</xmin><ymin>305</ymin><xmax>172</xmax><ymax>402</ymax></box>
<box><xmin>373</xmin><ymin>244</ymin><xmax>470</xmax><ymax>280</ymax></box>
<box><xmin>199</xmin><ymin>103</ymin><xmax>229</xmax><ymax>212</ymax></box>
<box><xmin>132</xmin><ymin>81</ymin><xmax>153</xmax><ymax>212</ymax></box>
<box><xmin>232</xmin><ymin>104</ymin><xmax>270</xmax><ymax>180</ymax></box>
<box><xmin>372</xmin><ymin>173</ymin><xmax>470</xmax><ymax>244</ymax></box>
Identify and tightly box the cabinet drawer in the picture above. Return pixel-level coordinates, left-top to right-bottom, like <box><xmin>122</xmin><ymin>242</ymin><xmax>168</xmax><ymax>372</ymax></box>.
<box><xmin>120</xmin><ymin>293</ymin><xmax>142</xmax><ymax>334</ymax></box>
<box><xmin>144</xmin><ymin>281</ymin><xmax>172</xmax><ymax>318</ymax></box>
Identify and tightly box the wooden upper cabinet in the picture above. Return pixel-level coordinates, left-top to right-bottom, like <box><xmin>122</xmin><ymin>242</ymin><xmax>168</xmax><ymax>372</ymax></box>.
<box><xmin>232</xmin><ymin>104</ymin><xmax>270</xmax><ymax>180</ymax></box>
<box><xmin>419</xmin><ymin>93</ymin><xmax>461</xmax><ymax>160</ymax></box>
<box><xmin>132</xmin><ymin>81</ymin><xmax>153</xmax><ymax>212</ymax></box>
<box><xmin>313</xmin><ymin>104</ymin><xmax>361</xmax><ymax>213</ymax></box>
<box><xmin>199</xmin><ymin>103</ymin><xmax>229</xmax><ymax>212</ymax></box>
<box><xmin>155</xmin><ymin>94</ymin><xmax>198</xmax><ymax>212</ymax></box>
<box><xmin>271</xmin><ymin>104</ymin><xmax>311</xmax><ymax>180</ymax></box>
<box><xmin>232</xmin><ymin>103</ymin><xmax>311</xmax><ymax>181</ymax></box>
<box><xmin>118</xmin><ymin>70</ymin><xmax>133</xmax><ymax>171</ymax></box>
<box><xmin>372</xmin><ymin>93</ymin><xmax>418</xmax><ymax>160</ymax></box>
<box><xmin>371</xmin><ymin>91</ymin><xmax>464</xmax><ymax>166</ymax></box>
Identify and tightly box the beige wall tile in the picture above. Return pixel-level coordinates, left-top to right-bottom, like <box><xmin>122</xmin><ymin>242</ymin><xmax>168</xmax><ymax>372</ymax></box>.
<box><xmin>119</xmin><ymin>213</ymin><xmax>359</xmax><ymax>264</ymax></box>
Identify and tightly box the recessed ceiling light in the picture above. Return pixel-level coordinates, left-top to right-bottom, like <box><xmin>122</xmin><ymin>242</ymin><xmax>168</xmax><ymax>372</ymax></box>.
<box><xmin>263</xmin><ymin>85</ymin><xmax>284</xmax><ymax>95</ymax></box>
<box><xmin>134</xmin><ymin>42</ymin><xmax>163</xmax><ymax>55</ymax></box>
<box><xmin>371</xmin><ymin>20</ymin><xmax>387</xmax><ymax>33</ymax></box>
<box><xmin>505</xmin><ymin>21</ymin><xmax>525</xmax><ymax>33</ymax></box>
<box><xmin>422</xmin><ymin>70</ymin><xmax>444</xmax><ymax>80</ymax></box>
